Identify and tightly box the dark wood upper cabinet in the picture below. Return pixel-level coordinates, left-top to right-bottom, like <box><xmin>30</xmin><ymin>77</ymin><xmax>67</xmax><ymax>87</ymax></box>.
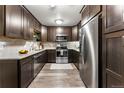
<box><xmin>0</xmin><ymin>6</ymin><xmax>4</xmax><ymax>36</ymax></box>
<box><xmin>89</xmin><ymin>5</ymin><xmax>101</xmax><ymax>19</ymax></box>
<box><xmin>5</xmin><ymin>5</ymin><xmax>23</xmax><ymax>38</ymax></box>
<box><xmin>28</xmin><ymin>14</ymin><xmax>34</xmax><ymax>40</ymax></box>
<box><xmin>47</xmin><ymin>26</ymin><xmax>72</xmax><ymax>42</ymax></box>
<box><xmin>56</xmin><ymin>27</ymin><xmax>72</xmax><ymax>41</ymax></box>
<box><xmin>23</xmin><ymin>8</ymin><xmax>34</xmax><ymax>40</ymax></box>
<box><xmin>63</xmin><ymin>27</ymin><xmax>72</xmax><ymax>41</ymax></box>
<box><xmin>0</xmin><ymin>5</ymin><xmax>41</xmax><ymax>40</ymax></box>
<box><xmin>23</xmin><ymin>8</ymin><xmax>29</xmax><ymax>40</ymax></box>
<box><xmin>72</xmin><ymin>26</ymin><xmax>78</xmax><ymax>41</ymax></box>
<box><xmin>104</xmin><ymin>5</ymin><xmax>124</xmax><ymax>33</ymax></box>
<box><xmin>34</xmin><ymin>19</ymin><xmax>41</xmax><ymax>32</ymax></box>
<box><xmin>41</xmin><ymin>25</ymin><xmax>47</xmax><ymax>42</ymax></box>
<box><xmin>81</xmin><ymin>5</ymin><xmax>101</xmax><ymax>26</ymax></box>
<box><xmin>47</xmin><ymin>26</ymin><xmax>56</xmax><ymax>42</ymax></box>
<box><xmin>81</xmin><ymin>6</ymin><xmax>89</xmax><ymax>26</ymax></box>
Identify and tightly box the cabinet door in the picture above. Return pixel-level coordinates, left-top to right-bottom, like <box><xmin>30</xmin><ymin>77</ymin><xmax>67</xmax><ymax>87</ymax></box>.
<box><xmin>56</xmin><ymin>27</ymin><xmax>72</xmax><ymax>41</ymax></box>
<box><xmin>47</xmin><ymin>27</ymin><xmax>56</xmax><ymax>42</ymax></box>
<box><xmin>0</xmin><ymin>60</ymin><xmax>18</xmax><ymax>88</ymax></box>
<box><xmin>6</xmin><ymin>5</ymin><xmax>23</xmax><ymax>38</ymax></box>
<box><xmin>63</xmin><ymin>27</ymin><xmax>72</xmax><ymax>41</ymax></box>
<box><xmin>41</xmin><ymin>50</ymin><xmax>47</xmax><ymax>63</ymax></box>
<box><xmin>73</xmin><ymin>50</ymin><xmax>79</xmax><ymax>70</ymax></box>
<box><xmin>23</xmin><ymin>8</ymin><xmax>29</xmax><ymax>39</ymax></box>
<box><xmin>34</xmin><ymin>19</ymin><xmax>41</xmax><ymax>32</ymax></box>
<box><xmin>0</xmin><ymin>6</ymin><xmax>4</xmax><ymax>36</ymax></box>
<box><xmin>68</xmin><ymin>49</ymin><xmax>73</xmax><ymax>63</ymax></box>
<box><xmin>72</xmin><ymin>26</ymin><xmax>78</xmax><ymax>41</ymax></box>
<box><xmin>105</xmin><ymin>5</ymin><xmax>124</xmax><ymax>32</ymax></box>
<box><xmin>47</xmin><ymin>50</ymin><xmax>56</xmax><ymax>63</ymax></box>
<box><xmin>89</xmin><ymin>5</ymin><xmax>101</xmax><ymax>19</ymax></box>
<box><xmin>81</xmin><ymin>6</ymin><xmax>89</xmax><ymax>26</ymax></box>
<box><xmin>104</xmin><ymin>32</ymin><xmax>124</xmax><ymax>87</ymax></box>
<box><xmin>20</xmin><ymin>57</ymin><xmax>33</xmax><ymax>88</ymax></box>
<box><xmin>41</xmin><ymin>26</ymin><xmax>47</xmax><ymax>42</ymax></box>
<box><xmin>29</xmin><ymin>15</ymin><xmax>34</xmax><ymax>40</ymax></box>
<box><xmin>23</xmin><ymin>8</ymin><xmax>33</xmax><ymax>40</ymax></box>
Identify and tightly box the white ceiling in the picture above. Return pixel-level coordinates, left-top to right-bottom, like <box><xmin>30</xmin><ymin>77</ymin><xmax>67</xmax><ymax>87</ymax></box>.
<box><xmin>25</xmin><ymin>5</ymin><xmax>83</xmax><ymax>26</ymax></box>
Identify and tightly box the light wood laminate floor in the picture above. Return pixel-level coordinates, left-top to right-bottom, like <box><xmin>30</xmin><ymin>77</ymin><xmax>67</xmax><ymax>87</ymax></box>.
<box><xmin>29</xmin><ymin>63</ymin><xmax>85</xmax><ymax>88</ymax></box>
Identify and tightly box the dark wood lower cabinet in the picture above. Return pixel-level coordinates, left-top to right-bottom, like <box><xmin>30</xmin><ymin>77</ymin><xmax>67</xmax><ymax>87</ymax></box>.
<box><xmin>0</xmin><ymin>51</ymin><xmax>47</xmax><ymax>88</ymax></box>
<box><xmin>68</xmin><ymin>49</ymin><xmax>80</xmax><ymax>70</ymax></box>
<box><xmin>19</xmin><ymin>56</ymin><xmax>34</xmax><ymax>88</ymax></box>
<box><xmin>34</xmin><ymin>50</ymin><xmax>47</xmax><ymax>77</ymax></box>
<box><xmin>68</xmin><ymin>49</ymin><xmax>73</xmax><ymax>63</ymax></box>
<box><xmin>47</xmin><ymin>49</ymin><xmax>56</xmax><ymax>63</ymax></box>
<box><xmin>0</xmin><ymin>60</ymin><xmax>18</xmax><ymax>88</ymax></box>
<box><xmin>0</xmin><ymin>49</ymin><xmax>80</xmax><ymax>88</ymax></box>
<box><xmin>73</xmin><ymin>51</ymin><xmax>80</xmax><ymax>70</ymax></box>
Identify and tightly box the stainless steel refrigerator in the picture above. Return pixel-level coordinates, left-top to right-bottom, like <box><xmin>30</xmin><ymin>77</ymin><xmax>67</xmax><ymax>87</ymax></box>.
<box><xmin>79</xmin><ymin>15</ymin><xmax>101</xmax><ymax>88</ymax></box>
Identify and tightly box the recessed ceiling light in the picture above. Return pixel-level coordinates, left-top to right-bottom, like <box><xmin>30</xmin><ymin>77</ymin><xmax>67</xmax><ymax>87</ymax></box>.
<box><xmin>55</xmin><ymin>19</ymin><xmax>63</xmax><ymax>25</ymax></box>
<box><xmin>50</xmin><ymin>5</ymin><xmax>56</xmax><ymax>8</ymax></box>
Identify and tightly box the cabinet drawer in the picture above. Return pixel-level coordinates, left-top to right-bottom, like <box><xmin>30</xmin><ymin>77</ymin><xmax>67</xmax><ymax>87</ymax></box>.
<box><xmin>20</xmin><ymin>56</ymin><xmax>33</xmax><ymax>65</ymax></box>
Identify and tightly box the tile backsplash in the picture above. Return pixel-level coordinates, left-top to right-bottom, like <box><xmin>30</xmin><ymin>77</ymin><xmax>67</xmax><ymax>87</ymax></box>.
<box><xmin>67</xmin><ymin>41</ymin><xmax>79</xmax><ymax>49</ymax></box>
<box><xmin>42</xmin><ymin>41</ymin><xmax>79</xmax><ymax>49</ymax></box>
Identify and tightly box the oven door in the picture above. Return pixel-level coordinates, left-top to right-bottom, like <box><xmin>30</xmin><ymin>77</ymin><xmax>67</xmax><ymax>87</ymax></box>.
<box><xmin>56</xmin><ymin>49</ymin><xmax>68</xmax><ymax>64</ymax></box>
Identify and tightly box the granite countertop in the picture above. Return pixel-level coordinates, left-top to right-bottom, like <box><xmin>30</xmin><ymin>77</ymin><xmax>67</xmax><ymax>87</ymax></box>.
<box><xmin>0</xmin><ymin>47</ymin><xmax>79</xmax><ymax>60</ymax></box>
<box><xmin>0</xmin><ymin>48</ymin><xmax>56</xmax><ymax>60</ymax></box>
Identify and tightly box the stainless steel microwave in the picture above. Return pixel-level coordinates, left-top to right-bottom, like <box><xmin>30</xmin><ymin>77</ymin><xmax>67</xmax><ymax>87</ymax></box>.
<box><xmin>56</xmin><ymin>34</ymin><xmax>68</xmax><ymax>41</ymax></box>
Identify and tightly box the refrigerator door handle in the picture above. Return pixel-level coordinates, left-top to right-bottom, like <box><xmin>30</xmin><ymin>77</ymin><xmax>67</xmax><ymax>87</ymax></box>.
<box><xmin>82</xmin><ymin>34</ymin><xmax>85</xmax><ymax>64</ymax></box>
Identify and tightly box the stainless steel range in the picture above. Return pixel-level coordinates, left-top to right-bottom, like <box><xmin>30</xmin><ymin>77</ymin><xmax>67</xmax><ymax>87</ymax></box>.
<box><xmin>56</xmin><ymin>34</ymin><xmax>68</xmax><ymax>64</ymax></box>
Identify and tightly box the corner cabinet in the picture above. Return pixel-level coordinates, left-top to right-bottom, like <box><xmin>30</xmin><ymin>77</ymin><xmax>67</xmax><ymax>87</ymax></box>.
<box><xmin>5</xmin><ymin>5</ymin><xmax>23</xmax><ymax>38</ymax></box>
<box><xmin>0</xmin><ymin>6</ymin><xmax>4</xmax><ymax>36</ymax></box>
